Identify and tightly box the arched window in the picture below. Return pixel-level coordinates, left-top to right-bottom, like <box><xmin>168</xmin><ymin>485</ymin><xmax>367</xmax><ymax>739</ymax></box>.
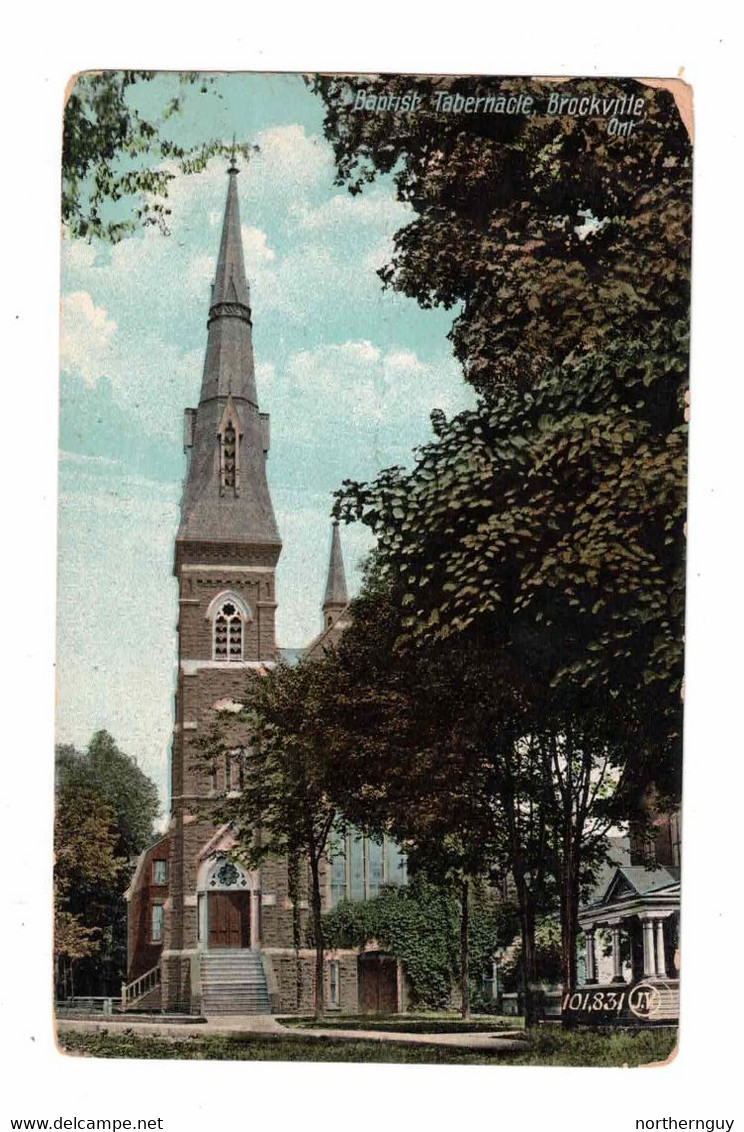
<box><xmin>213</xmin><ymin>599</ymin><xmax>243</xmax><ymax>661</ymax></box>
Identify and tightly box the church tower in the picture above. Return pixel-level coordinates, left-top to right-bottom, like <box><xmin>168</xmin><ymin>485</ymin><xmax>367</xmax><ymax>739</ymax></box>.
<box><xmin>125</xmin><ymin>160</ymin><xmax>399</xmax><ymax>1018</ymax></box>
<box><xmin>162</xmin><ymin>159</ymin><xmax>282</xmax><ymax>1011</ymax></box>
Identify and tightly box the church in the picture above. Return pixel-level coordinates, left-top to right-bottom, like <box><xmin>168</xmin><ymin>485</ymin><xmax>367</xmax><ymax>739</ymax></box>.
<box><xmin>124</xmin><ymin>160</ymin><xmax>407</xmax><ymax>1016</ymax></box>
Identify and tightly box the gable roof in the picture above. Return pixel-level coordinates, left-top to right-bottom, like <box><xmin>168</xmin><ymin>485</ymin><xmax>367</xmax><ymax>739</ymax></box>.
<box><xmin>594</xmin><ymin>864</ymin><xmax>680</xmax><ymax>909</ymax></box>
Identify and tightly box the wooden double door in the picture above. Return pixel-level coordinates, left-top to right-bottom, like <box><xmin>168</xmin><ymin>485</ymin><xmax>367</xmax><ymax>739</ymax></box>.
<box><xmin>358</xmin><ymin>954</ymin><xmax>399</xmax><ymax>1014</ymax></box>
<box><xmin>208</xmin><ymin>891</ymin><xmax>251</xmax><ymax>948</ymax></box>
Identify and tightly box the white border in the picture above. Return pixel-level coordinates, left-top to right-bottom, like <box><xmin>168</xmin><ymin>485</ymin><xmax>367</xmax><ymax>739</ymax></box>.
<box><xmin>2</xmin><ymin>6</ymin><xmax>741</xmax><ymax>1131</ymax></box>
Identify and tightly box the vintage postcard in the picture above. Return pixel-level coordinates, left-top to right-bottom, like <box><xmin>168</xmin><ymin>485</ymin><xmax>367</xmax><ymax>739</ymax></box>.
<box><xmin>55</xmin><ymin>71</ymin><xmax>691</xmax><ymax>1066</ymax></box>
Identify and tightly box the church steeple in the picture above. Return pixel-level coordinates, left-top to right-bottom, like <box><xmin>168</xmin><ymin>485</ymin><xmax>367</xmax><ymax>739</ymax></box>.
<box><xmin>322</xmin><ymin>521</ymin><xmax>348</xmax><ymax>629</ymax></box>
<box><xmin>176</xmin><ymin>159</ymin><xmax>281</xmax><ymax>565</ymax></box>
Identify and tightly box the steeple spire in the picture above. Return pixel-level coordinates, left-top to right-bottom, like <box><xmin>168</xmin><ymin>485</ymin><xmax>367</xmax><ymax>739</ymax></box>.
<box><xmin>322</xmin><ymin>522</ymin><xmax>348</xmax><ymax>628</ymax></box>
<box><xmin>175</xmin><ymin>161</ymin><xmax>281</xmax><ymax>562</ymax></box>
<box><xmin>209</xmin><ymin>155</ymin><xmax>250</xmax><ymax>315</ymax></box>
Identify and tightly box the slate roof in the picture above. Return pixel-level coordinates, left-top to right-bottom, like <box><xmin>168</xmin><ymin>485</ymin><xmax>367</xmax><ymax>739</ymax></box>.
<box><xmin>176</xmin><ymin>165</ymin><xmax>281</xmax><ymax>550</ymax></box>
<box><xmin>323</xmin><ymin>522</ymin><xmax>348</xmax><ymax>608</ymax></box>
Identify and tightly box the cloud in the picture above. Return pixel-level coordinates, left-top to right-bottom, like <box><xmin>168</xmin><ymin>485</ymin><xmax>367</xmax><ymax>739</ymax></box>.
<box><xmin>59</xmin><ymin>291</ymin><xmax>117</xmax><ymax>386</ymax></box>
<box><xmin>294</xmin><ymin>189</ymin><xmax>410</xmax><ymax>232</ymax></box>
<box><xmin>252</xmin><ymin>124</ymin><xmax>334</xmax><ymax>191</ymax></box>
<box><xmin>241</xmin><ymin>225</ymin><xmax>275</xmax><ymax>264</ymax></box>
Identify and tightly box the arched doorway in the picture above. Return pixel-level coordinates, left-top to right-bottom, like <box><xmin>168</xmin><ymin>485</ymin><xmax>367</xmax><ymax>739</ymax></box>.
<box><xmin>199</xmin><ymin>857</ymin><xmax>254</xmax><ymax>950</ymax></box>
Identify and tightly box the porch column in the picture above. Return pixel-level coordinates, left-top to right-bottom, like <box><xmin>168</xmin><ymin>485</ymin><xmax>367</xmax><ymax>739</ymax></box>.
<box><xmin>642</xmin><ymin>918</ymin><xmax>657</xmax><ymax>978</ymax></box>
<box><xmin>655</xmin><ymin>918</ymin><xmax>667</xmax><ymax>978</ymax></box>
<box><xmin>611</xmin><ymin>925</ymin><xmax>624</xmax><ymax>983</ymax></box>
<box><xmin>584</xmin><ymin>928</ymin><xmax>597</xmax><ymax>984</ymax></box>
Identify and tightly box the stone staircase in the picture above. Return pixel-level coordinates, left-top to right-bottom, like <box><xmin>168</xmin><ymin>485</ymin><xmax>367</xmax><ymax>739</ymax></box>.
<box><xmin>200</xmin><ymin>950</ymin><xmax>272</xmax><ymax>1015</ymax></box>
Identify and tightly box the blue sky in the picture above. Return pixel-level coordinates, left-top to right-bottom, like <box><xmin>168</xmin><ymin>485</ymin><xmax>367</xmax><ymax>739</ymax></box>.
<box><xmin>57</xmin><ymin>73</ymin><xmax>474</xmax><ymax>808</ymax></box>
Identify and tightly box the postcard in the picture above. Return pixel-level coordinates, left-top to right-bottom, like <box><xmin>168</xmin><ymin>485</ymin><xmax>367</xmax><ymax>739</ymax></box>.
<box><xmin>55</xmin><ymin>71</ymin><xmax>691</xmax><ymax>1067</ymax></box>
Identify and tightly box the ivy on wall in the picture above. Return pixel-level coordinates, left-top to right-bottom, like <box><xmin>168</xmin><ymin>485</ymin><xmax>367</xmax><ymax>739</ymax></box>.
<box><xmin>319</xmin><ymin>876</ymin><xmax>500</xmax><ymax>1010</ymax></box>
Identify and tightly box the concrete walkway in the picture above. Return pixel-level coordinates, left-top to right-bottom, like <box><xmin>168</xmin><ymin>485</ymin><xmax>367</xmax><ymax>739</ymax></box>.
<box><xmin>56</xmin><ymin>1014</ymin><xmax>526</xmax><ymax>1052</ymax></box>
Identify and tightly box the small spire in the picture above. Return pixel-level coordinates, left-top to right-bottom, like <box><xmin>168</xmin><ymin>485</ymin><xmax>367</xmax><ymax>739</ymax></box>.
<box><xmin>323</xmin><ymin>521</ymin><xmax>348</xmax><ymax>615</ymax></box>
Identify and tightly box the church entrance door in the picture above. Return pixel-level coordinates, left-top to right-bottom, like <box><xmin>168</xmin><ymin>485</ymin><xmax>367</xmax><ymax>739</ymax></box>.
<box><xmin>208</xmin><ymin>891</ymin><xmax>251</xmax><ymax>948</ymax></box>
<box><xmin>358</xmin><ymin>954</ymin><xmax>399</xmax><ymax>1013</ymax></box>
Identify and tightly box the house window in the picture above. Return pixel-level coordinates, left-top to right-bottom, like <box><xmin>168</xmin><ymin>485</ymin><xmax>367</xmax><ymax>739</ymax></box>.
<box><xmin>214</xmin><ymin>599</ymin><xmax>243</xmax><ymax>661</ymax></box>
<box><xmin>328</xmin><ymin>960</ymin><xmax>340</xmax><ymax>1008</ymax></box>
<box><xmin>151</xmin><ymin>903</ymin><xmax>164</xmax><ymax>943</ymax></box>
<box><xmin>152</xmin><ymin>860</ymin><xmax>167</xmax><ymax>886</ymax></box>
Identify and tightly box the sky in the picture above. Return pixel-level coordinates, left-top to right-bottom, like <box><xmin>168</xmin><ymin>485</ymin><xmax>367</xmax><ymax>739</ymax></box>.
<box><xmin>56</xmin><ymin>72</ymin><xmax>474</xmax><ymax>808</ymax></box>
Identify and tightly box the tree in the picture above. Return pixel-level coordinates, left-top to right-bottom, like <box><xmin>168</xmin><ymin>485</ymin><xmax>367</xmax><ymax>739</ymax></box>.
<box><xmin>313</xmin><ymin>74</ymin><xmax>691</xmax><ymax>396</ymax></box>
<box><xmin>57</xmin><ymin>730</ymin><xmax>159</xmax><ymax>860</ymax></box>
<box><xmin>201</xmin><ymin>663</ymin><xmax>343</xmax><ymax>1019</ymax></box>
<box><xmin>54</xmin><ymin>782</ymin><xmax>125</xmax><ymax>999</ymax></box>
<box><xmin>331</xmin><ymin>355</ymin><xmax>684</xmax><ymax>1001</ymax></box>
<box><xmin>314</xmin><ymin>76</ymin><xmax>689</xmax><ymax>1011</ymax></box>
<box><xmin>316</xmin><ymin>566</ymin><xmax>510</xmax><ymax>1018</ymax></box>
<box><xmin>63</xmin><ymin>71</ymin><xmax>252</xmax><ymax>242</ymax></box>
<box><xmin>54</xmin><ymin>732</ymin><xmax>159</xmax><ymax>996</ymax></box>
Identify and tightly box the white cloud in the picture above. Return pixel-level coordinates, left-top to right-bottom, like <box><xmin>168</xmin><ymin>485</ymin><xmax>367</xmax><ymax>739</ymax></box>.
<box><xmin>59</xmin><ymin>291</ymin><xmax>117</xmax><ymax>386</ymax></box>
<box><xmin>272</xmin><ymin>340</ymin><xmax>466</xmax><ymax>432</ymax></box>
<box><xmin>294</xmin><ymin>189</ymin><xmax>410</xmax><ymax>232</ymax></box>
<box><xmin>252</xmin><ymin>124</ymin><xmax>333</xmax><ymax>190</ymax></box>
<box><xmin>61</xmin><ymin>239</ymin><xmax>98</xmax><ymax>273</ymax></box>
<box><xmin>241</xmin><ymin>225</ymin><xmax>275</xmax><ymax>263</ymax></box>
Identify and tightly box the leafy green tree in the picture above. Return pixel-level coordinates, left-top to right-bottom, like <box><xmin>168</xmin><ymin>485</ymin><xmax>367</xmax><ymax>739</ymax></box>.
<box><xmin>314</xmin><ymin>74</ymin><xmax>691</xmax><ymax>395</ymax></box>
<box><xmin>63</xmin><ymin>71</ymin><xmax>251</xmax><ymax>242</ymax></box>
<box><xmin>54</xmin><ymin>782</ymin><xmax>125</xmax><ymax>998</ymax></box>
<box><xmin>201</xmin><ymin>663</ymin><xmax>344</xmax><ymax>1019</ymax></box>
<box><xmin>313</xmin><ymin>567</ymin><xmax>509</xmax><ymax>1017</ymax></box>
<box><xmin>58</xmin><ymin>730</ymin><xmax>159</xmax><ymax>860</ymax></box>
<box><xmin>54</xmin><ymin>732</ymin><xmax>159</xmax><ymax>995</ymax></box>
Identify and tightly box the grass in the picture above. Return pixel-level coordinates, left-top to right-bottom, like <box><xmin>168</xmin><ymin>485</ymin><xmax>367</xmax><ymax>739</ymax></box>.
<box><xmin>280</xmin><ymin>1012</ymin><xmax>523</xmax><ymax>1034</ymax></box>
<box><xmin>57</xmin><ymin>1025</ymin><xmax>677</xmax><ymax>1067</ymax></box>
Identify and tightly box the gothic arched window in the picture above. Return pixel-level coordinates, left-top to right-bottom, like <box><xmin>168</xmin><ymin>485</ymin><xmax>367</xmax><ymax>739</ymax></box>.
<box><xmin>213</xmin><ymin>599</ymin><xmax>243</xmax><ymax>662</ymax></box>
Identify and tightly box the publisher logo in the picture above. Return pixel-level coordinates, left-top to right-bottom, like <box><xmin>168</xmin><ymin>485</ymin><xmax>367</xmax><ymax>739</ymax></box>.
<box><xmin>628</xmin><ymin>982</ymin><xmax>665</xmax><ymax>1019</ymax></box>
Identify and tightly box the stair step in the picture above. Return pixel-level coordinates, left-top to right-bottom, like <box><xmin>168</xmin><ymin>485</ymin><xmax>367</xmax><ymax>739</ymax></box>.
<box><xmin>200</xmin><ymin>950</ymin><xmax>272</xmax><ymax>1016</ymax></box>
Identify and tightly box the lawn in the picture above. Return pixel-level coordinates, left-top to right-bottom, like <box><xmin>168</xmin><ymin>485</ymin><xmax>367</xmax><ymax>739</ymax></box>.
<box><xmin>280</xmin><ymin>1012</ymin><xmax>522</xmax><ymax>1034</ymax></box>
<box><xmin>57</xmin><ymin>1025</ymin><xmax>677</xmax><ymax>1067</ymax></box>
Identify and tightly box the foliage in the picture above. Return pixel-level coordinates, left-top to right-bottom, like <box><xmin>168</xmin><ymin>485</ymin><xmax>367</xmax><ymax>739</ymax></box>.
<box><xmin>333</xmin><ymin>339</ymin><xmax>686</xmax><ymax>772</ymax></box>
<box><xmin>499</xmin><ymin>916</ymin><xmax>564</xmax><ymax>992</ymax></box>
<box><xmin>314</xmin><ymin>74</ymin><xmax>691</xmax><ymax>395</ymax></box>
<box><xmin>57</xmin><ymin>730</ymin><xmax>159</xmax><ymax>860</ymax></box>
<box><xmin>54</xmin><ymin>781</ymin><xmax>126</xmax><ymax>996</ymax></box>
<box><xmin>199</xmin><ymin>661</ymin><xmax>346</xmax><ymax>1017</ymax></box>
<box><xmin>63</xmin><ymin>71</ymin><xmax>253</xmax><ymax>242</ymax></box>
<box><xmin>314</xmin><ymin>75</ymin><xmax>689</xmax><ymax>1007</ymax></box>
<box><xmin>54</xmin><ymin>732</ymin><xmax>159</xmax><ymax>997</ymax></box>
<box><xmin>320</xmin><ymin>875</ymin><xmax>500</xmax><ymax>1011</ymax></box>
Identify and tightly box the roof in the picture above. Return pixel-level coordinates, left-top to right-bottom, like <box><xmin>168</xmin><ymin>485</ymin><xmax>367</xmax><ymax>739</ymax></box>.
<box><xmin>176</xmin><ymin>165</ymin><xmax>281</xmax><ymax>550</ymax></box>
<box><xmin>323</xmin><ymin>522</ymin><xmax>348</xmax><ymax>608</ymax></box>
<box><xmin>304</xmin><ymin>604</ymin><xmax>352</xmax><ymax>660</ymax></box>
<box><xmin>581</xmin><ymin>863</ymin><xmax>681</xmax><ymax>918</ymax></box>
